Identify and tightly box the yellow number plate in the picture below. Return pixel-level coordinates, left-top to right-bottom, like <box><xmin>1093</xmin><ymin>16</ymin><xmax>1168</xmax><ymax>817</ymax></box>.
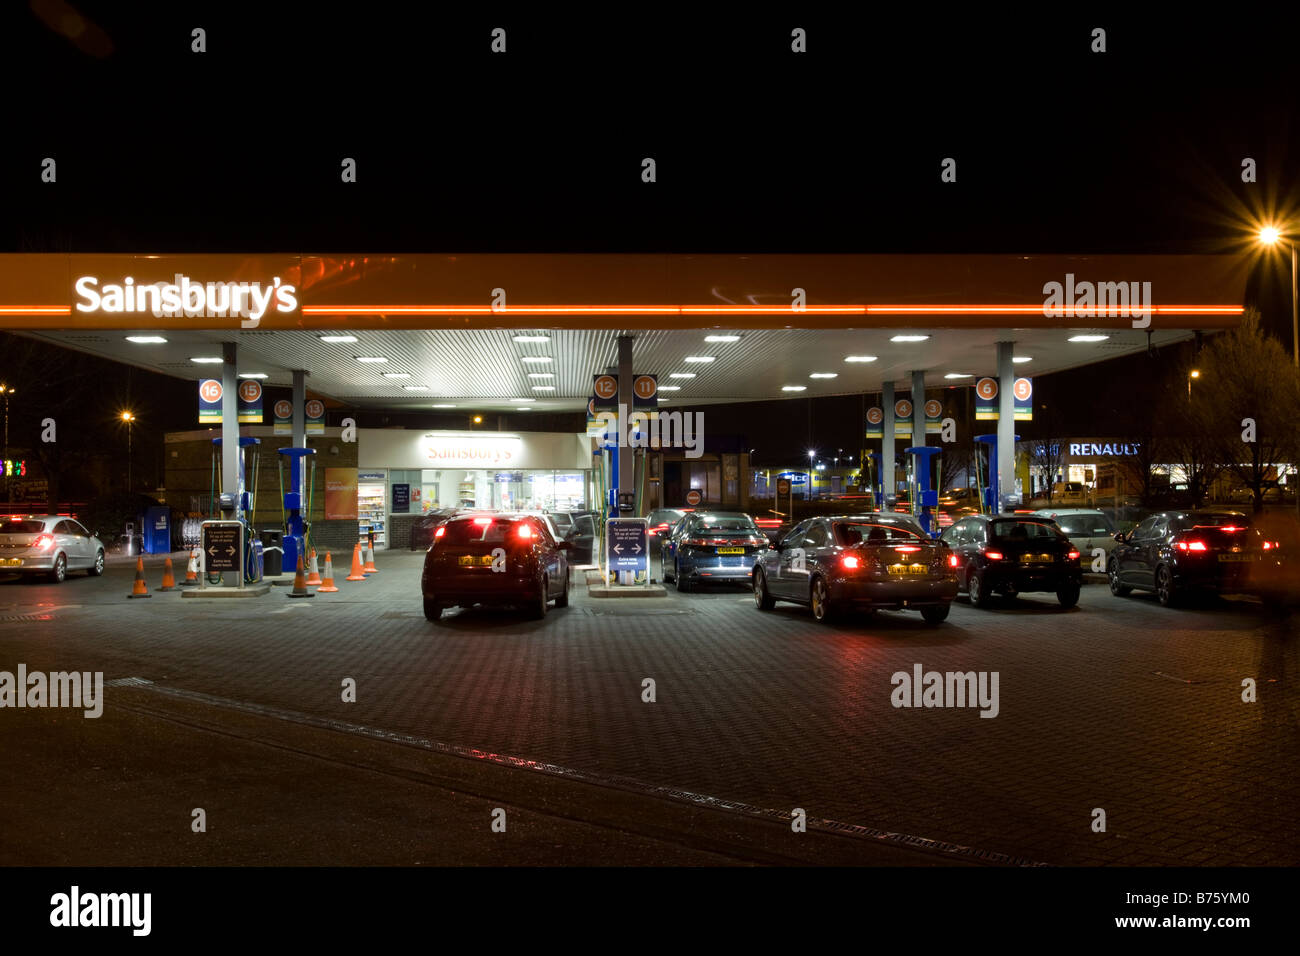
<box><xmin>458</xmin><ymin>555</ymin><xmax>495</xmax><ymax>566</ymax></box>
<box><xmin>1020</xmin><ymin>553</ymin><xmax>1052</xmax><ymax>563</ymax></box>
<box><xmin>0</xmin><ymin>558</ymin><xmax>21</xmax><ymax>567</ymax></box>
<box><xmin>888</xmin><ymin>564</ymin><xmax>928</xmax><ymax>575</ymax></box>
<box><xmin>716</xmin><ymin>548</ymin><xmax>745</xmax><ymax>555</ymax></box>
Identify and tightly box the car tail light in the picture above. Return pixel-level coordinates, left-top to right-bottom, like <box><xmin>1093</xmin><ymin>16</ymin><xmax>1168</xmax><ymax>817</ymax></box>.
<box><xmin>985</xmin><ymin>551</ymin><xmax>1003</xmax><ymax>560</ymax></box>
<box><xmin>516</xmin><ymin>524</ymin><xmax>535</xmax><ymax>540</ymax></box>
<box><xmin>1067</xmin><ymin>550</ymin><xmax>1080</xmax><ymax>560</ymax></box>
<box><xmin>33</xmin><ymin>534</ymin><xmax>54</xmax><ymax>550</ymax></box>
<box><xmin>1263</xmin><ymin>540</ymin><xmax>1278</xmax><ymax>550</ymax></box>
<box><xmin>947</xmin><ymin>554</ymin><xmax>960</xmax><ymax>568</ymax></box>
<box><xmin>1176</xmin><ymin>540</ymin><xmax>1208</xmax><ymax>552</ymax></box>
<box><xmin>434</xmin><ymin>526</ymin><xmax>445</xmax><ymax>539</ymax></box>
<box><xmin>895</xmin><ymin>545</ymin><xmax>921</xmax><ymax>553</ymax></box>
<box><xmin>841</xmin><ymin>555</ymin><xmax>860</xmax><ymax>570</ymax></box>
<box><xmin>472</xmin><ymin>517</ymin><xmax>492</xmax><ymax>526</ymax></box>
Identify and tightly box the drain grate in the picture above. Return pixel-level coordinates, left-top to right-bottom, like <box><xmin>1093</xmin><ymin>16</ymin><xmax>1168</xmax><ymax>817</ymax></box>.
<box><xmin>104</xmin><ymin>677</ymin><xmax>154</xmax><ymax>687</ymax></box>
<box><xmin>0</xmin><ymin>613</ymin><xmax>55</xmax><ymax>623</ymax></box>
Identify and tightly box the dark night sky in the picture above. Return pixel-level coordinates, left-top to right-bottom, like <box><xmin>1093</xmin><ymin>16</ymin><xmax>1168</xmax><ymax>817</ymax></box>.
<box><xmin>1</xmin><ymin>7</ymin><xmax>1297</xmax><ymax>466</ymax></box>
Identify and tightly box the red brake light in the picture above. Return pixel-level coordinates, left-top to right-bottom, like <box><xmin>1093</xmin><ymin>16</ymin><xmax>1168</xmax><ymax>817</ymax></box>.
<box><xmin>434</xmin><ymin>526</ymin><xmax>445</xmax><ymax>539</ymax></box>
<box><xmin>516</xmin><ymin>524</ymin><xmax>534</xmax><ymax>540</ymax></box>
<box><xmin>895</xmin><ymin>545</ymin><xmax>921</xmax><ymax>553</ymax></box>
<box><xmin>1263</xmin><ymin>541</ymin><xmax>1278</xmax><ymax>550</ymax></box>
<box><xmin>473</xmin><ymin>517</ymin><xmax>493</xmax><ymax>526</ymax></box>
<box><xmin>1176</xmin><ymin>540</ymin><xmax>1208</xmax><ymax>552</ymax></box>
<box><xmin>985</xmin><ymin>550</ymin><xmax>1004</xmax><ymax>560</ymax></box>
<box><xmin>33</xmin><ymin>534</ymin><xmax>55</xmax><ymax>550</ymax></box>
<box><xmin>1068</xmin><ymin>550</ymin><xmax>1080</xmax><ymax>560</ymax></box>
<box><xmin>947</xmin><ymin>554</ymin><xmax>960</xmax><ymax>568</ymax></box>
<box><xmin>841</xmin><ymin>555</ymin><xmax>860</xmax><ymax>570</ymax></box>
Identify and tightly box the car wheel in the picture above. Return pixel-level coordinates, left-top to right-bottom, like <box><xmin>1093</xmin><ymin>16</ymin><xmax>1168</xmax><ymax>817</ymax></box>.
<box><xmin>526</xmin><ymin>576</ymin><xmax>549</xmax><ymax>619</ymax></box>
<box><xmin>1107</xmin><ymin>558</ymin><xmax>1131</xmax><ymax>596</ymax></box>
<box><xmin>554</xmin><ymin>575</ymin><xmax>570</xmax><ymax>608</ymax></box>
<box><xmin>423</xmin><ymin>596</ymin><xmax>443</xmax><ymax>622</ymax></box>
<box><xmin>920</xmin><ymin>604</ymin><xmax>950</xmax><ymax>626</ymax></box>
<box><xmin>89</xmin><ymin>549</ymin><xmax>105</xmax><ymax>577</ymax></box>
<box><xmin>810</xmin><ymin>575</ymin><xmax>837</xmax><ymax>623</ymax></box>
<box><xmin>675</xmin><ymin>559</ymin><xmax>692</xmax><ymax>592</ymax></box>
<box><xmin>49</xmin><ymin>553</ymin><xmax>66</xmax><ymax>584</ymax></box>
<box><xmin>967</xmin><ymin>568</ymin><xmax>990</xmax><ymax>608</ymax></box>
<box><xmin>753</xmin><ymin>569</ymin><xmax>775</xmax><ymax>610</ymax></box>
<box><xmin>1155</xmin><ymin>564</ymin><xmax>1178</xmax><ymax>607</ymax></box>
<box><xmin>1057</xmin><ymin>580</ymin><xmax>1081</xmax><ymax>609</ymax></box>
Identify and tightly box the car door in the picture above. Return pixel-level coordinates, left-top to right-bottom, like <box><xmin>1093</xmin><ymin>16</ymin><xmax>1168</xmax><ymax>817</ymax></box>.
<box><xmin>801</xmin><ymin>520</ymin><xmax>831</xmax><ymax>592</ymax></box>
<box><xmin>1121</xmin><ymin>515</ymin><xmax>1160</xmax><ymax>585</ymax></box>
<box><xmin>772</xmin><ymin>520</ymin><xmax>810</xmax><ymax>599</ymax></box>
<box><xmin>52</xmin><ymin>520</ymin><xmax>82</xmax><ymax>567</ymax></box>
<box><xmin>663</xmin><ymin>515</ymin><xmax>689</xmax><ymax>569</ymax></box>
<box><xmin>65</xmin><ymin>519</ymin><xmax>94</xmax><ymax>567</ymax></box>
<box><xmin>534</xmin><ymin>519</ymin><xmax>566</xmax><ymax>595</ymax></box>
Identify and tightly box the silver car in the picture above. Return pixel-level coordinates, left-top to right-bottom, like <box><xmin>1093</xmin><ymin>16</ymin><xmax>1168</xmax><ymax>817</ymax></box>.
<box><xmin>1034</xmin><ymin>508</ymin><xmax>1118</xmax><ymax>564</ymax></box>
<box><xmin>0</xmin><ymin>515</ymin><xmax>106</xmax><ymax>582</ymax></box>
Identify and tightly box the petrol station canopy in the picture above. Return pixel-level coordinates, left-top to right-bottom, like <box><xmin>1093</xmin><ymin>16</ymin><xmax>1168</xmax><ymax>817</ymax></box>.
<box><xmin>0</xmin><ymin>253</ymin><xmax>1249</xmax><ymax>412</ymax></box>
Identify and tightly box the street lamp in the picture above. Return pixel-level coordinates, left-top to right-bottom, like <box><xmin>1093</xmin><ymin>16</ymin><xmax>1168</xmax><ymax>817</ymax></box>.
<box><xmin>1188</xmin><ymin>368</ymin><xmax>1200</xmax><ymax>401</ymax></box>
<box><xmin>121</xmin><ymin>411</ymin><xmax>135</xmax><ymax>493</ymax></box>
<box><xmin>1258</xmin><ymin>225</ymin><xmax>1298</xmax><ymax>368</ymax></box>
<box><xmin>807</xmin><ymin>449</ymin><xmax>816</xmax><ymax>498</ymax></box>
<box><xmin>0</xmin><ymin>385</ymin><xmax>13</xmax><ymax>510</ymax></box>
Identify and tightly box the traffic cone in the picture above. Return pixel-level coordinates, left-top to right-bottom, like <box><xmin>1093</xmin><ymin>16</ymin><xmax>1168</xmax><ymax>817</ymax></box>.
<box><xmin>363</xmin><ymin>543</ymin><xmax>379</xmax><ymax>574</ymax></box>
<box><xmin>305</xmin><ymin>548</ymin><xmax>322</xmax><ymax>586</ymax></box>
<box><xmin>155</xmin><ymin>556</ymin><xmax>178</xmax><ymax>591</ymax></box>
<box><xmin>346</xmin><ymin>542</ymin><xmax>367</xmax><ymax>581</ymax></box>
<box><xmin>127</xmin><ymin>556</ymin><xmax>152</xmax><ymax>598</ymax></box>
<box><xmin>288</xmin><ymin>554</ymin><xmax>315</xmax><ymax>598</ymax></box>
<box><xmin>317</xmin><ymin>552</ymin><xmax>339</xmax><ymax>592</ymax></box>
<box><xmin>181</xmin><ymin>549</ymin><xmax>200</xmax><ymax>586</ymax></box>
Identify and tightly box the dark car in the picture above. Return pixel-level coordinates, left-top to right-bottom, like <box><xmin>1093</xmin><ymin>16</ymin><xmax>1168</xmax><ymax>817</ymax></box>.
<box><xmin>421</xmin><ymin>513</ymin><xmax>571</xmax><ymax>621</ymax></box>
<box><xmin>940</xmin><ymin>514</ymin><xmax>1083</xmax><ymax>608</ymax></box>
<box><xmin>1108</xmin><ymin>510</ymin><xmax>1288</xmax><ymax>607</ymax></box>
<box><xmin>661</xmin><ymin>511</ymin><xmax>767</xmax><ymax>591</ymax></box>
<box><xmin>646</xmin><ymin>508</ymin><xmax>690</xmax><ymax>546</ymax></box>
<box><xmin>752</xmin><ymin>513</ymin><xmax>958</xmax><ymax>625</ymax></box>
<box><xmin>409</xmin><ymin>507</ymin><xmax>491</xmax><ymax>551</ymax></box>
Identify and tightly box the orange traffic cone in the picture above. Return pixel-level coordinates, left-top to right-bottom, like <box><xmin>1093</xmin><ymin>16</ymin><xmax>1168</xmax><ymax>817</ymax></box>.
<box><xmin>363</xmin><ymin>543</ymin><xmax>378</xmax><ymax>574</ymax></box>
<box><xmin>346</xmin><ymin>542</ymin><xmax>367</xmax><ymax>581</ymax></box>
<box><xmin>317</xmin><ymin>552</ymin><xmax>339</xmax><ymax>592</ymax></box>
<box><xmin>155</xmin><ymin>556</ymin><xmax>178</xmax><ymax>591</ymax></box>
<box><xmin>181</xmin><ymin>549</ymin><xmax>200</xmax><ymax>586</ymax></box>
<box><xmin>305</xmin><ymin>548</ymin><xmax>322</xmax><ymax>586</ymax></box>
<box><xmin>288</xmin><ymin>554</ymin><xmax>315</xmax><ymax>598</ymax></box>
<box><xmin>127</xmin><ymin>556</ymin><xmax>152</xmax><ymax>598</ymax></box>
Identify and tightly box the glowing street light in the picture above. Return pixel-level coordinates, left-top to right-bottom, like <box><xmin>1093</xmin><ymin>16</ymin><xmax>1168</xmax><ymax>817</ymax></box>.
<box><xmin>121</xmin><ymin>411</ymin><xmax>135</xmax><ymax>492</ymax></box>
<box><xmin>1258</xmin><ymin>225</ymin><xmax>1298</xmax><ymax>369</ymax></box>
<box><xmin>1188</xmin><ymin>368</ymin><xmax>1200</xmax><ymax>401</ymax></box>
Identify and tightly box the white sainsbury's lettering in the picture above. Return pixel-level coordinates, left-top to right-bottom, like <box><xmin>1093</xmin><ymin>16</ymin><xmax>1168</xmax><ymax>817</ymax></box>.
<box><xmin>1042</xmin><ymin>273</ymin><xmax>1151</xmax><ymax>329</ymax></box>
<box><xmin>74</xmin><ymin>274</ymin><xmax>298</xmax><ymax>329</ymax></box>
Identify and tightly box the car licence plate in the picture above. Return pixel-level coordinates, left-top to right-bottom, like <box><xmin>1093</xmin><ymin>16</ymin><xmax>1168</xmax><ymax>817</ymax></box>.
<box><xmin>716</xmin><ymin>548</ymin><xmax>745</xmax><ymax>555</ymax></box>
<box><xmin>888</xmin><ymin>564</ymin><xmax>928</xmax><ymax>575</ymax></box>
<box><xmin>458</xmin><ymin>555</ymin><xmax>495</xmax><ymax>567</ymax></box>
<box><xmin>1020</xmin><ymin>553</ymin><xmax>1052</xmax><ymax>563</ymax></box>
<box><xmin>1218</xmin><ymin>553</ymin><xmax>1259</xmax><ymax>562</ymax></box>
<box><xmin>0</xmin><ymin>558</ymin><xmax>21</xmax><ymax>567</ymax></box>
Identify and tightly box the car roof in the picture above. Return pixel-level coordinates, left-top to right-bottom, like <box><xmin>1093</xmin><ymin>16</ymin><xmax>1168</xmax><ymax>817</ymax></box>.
<box><xmin>1034</xmin><ymin>508</ymin><xmax>1103</xmax><ymax>515</ymax></box>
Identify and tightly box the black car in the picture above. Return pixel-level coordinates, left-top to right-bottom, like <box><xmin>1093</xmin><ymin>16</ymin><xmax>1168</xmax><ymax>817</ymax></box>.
<box><xmin>1108</xmin><ymin>510</ymin><xmax>1288</xmax><ymax>607</ymax></box>
<box><xmin>421</xmin><ymin>513</ymin><xmax>571</xmax><ymax>621</ymax></box>
<box><xmin>752</xmin><ymin>513</ymin><xmax>958</xmax><ymax>625</ymax></box>
<box><xmin>646</xmin><ymin>508</ymin><xmax>690</xmax><ymax>546</ymax></box>
<box><xmin>409</xmin><ymin>507</ymin><xmax>491</xmax><ymax>551</ymax></box>
<box><xmin>940</xmin><ymin>514</ymin><xmax>1083</xmax><ymax>608</ymax></box>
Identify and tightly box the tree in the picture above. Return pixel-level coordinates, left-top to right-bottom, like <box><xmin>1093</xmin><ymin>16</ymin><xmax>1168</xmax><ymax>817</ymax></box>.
<box><xmin>1187</xmin><ymin>311</ymin><xmax>1300</xmax><ymax>514</ymax></box>
<box><xmin>1024</xmin><ymin>438</ymin><xmax>1067</xmax><ymax>503</ymax></box>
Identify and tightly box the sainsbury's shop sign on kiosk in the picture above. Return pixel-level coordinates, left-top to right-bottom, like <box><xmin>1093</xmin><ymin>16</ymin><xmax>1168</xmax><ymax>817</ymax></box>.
<box><xmin>419</xmin><ymin>433</ymin><xmax>523</xmax><ymax>467</ymax></box>
<box><xmin>74</xmin><ymin>274</ymin><xmax>298</xmax><ymax>328</ymax></box>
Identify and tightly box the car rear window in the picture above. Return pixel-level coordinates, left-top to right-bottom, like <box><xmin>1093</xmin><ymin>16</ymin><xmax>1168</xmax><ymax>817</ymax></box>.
<box><xmin>4</xmin><ymin>520</ymin><xmax>46</xmax><ymax>533</ymax></box>
<box><xmin>439</xmin><ymin>517</ymin><xmax>526</xmax><ymax>544</ymax></box>
<box><xmin>1178</xmin><ymin>514</ymin><xmax>1251</xmax><ymax>530</ymax></box>
<box><xmin>1053</xmin><ymin>514</ymin><xmax>1114</xmax><ymax>536</ymax></box>
<box><xmin>835</xmin><ymin>519</ymin><xmax>927</xmax><ymax>545</ymax></box>
<box><xmin>990</xmin><ymin>519</ymin><xmax>1063</xmax><ymax>541</ymax></box>
<box><xmin>694</xmin><ymin>515</ymin><xmax>757</xmax><ymax>531</ymax></box>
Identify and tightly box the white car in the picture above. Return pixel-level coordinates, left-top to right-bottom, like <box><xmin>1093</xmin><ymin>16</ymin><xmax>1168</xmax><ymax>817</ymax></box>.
<box><xmin>1034</xmin><ymin>508</ymin><xmax>1118</xmax><ymax>562</ymax></box>
<box><xmin>0</xmin><ymin>515</ymin><xmax>106</xmax><ymax>582</ymax></box>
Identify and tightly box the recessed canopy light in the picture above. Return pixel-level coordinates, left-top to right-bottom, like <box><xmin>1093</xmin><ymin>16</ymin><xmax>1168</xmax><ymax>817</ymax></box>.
<box><xmin>517</xmin><ymin>406</ymin><xmax>533</xmax><ymax>411</ymax></box>
<box><xmin>125</xmin><ymin>335</ymin><xmax>167</xmax><ymax>344</ymax></box>
<box><xmin>527</xmin><ymin>373</ymin><xmax>554</xmax><ymax>379</ymax></box>
<box><xmin>382</xmin><ymin>372</ymin><xmax>411</xmax><ymax>379</ymax></box>
<box><xmin>890</xmin><ymin>335</ymin><xmax>930</xmax><ymax>343</ymax></box>
<box><xmin>704</xmin><ymin>334</ymin><xmax>740</xmax><ymax>342</ymax></box>
<box><xmin>944</xmin><ymin>373</ymin><xmax>973</xmax><ymax>379</ymax></box>
<box><xmin>1013</xmin><ymin>356</ymin><xmax>1033</xmax><ymax>364</ymax></box>
<box><xmin>190</xmin><ymin>357</ymin><xmax>223</xmax><ymax>364</ymax></box>
<box><xmin>513</xmin><ymin>335</ymin><xmax>550</xmax><ymax>343</ymax></box>
<box><xmin>354</xmin><ymin>356</ymin><xmax>388</xmax><ymax>363</ymax></box>
<box><xmin>658</xmin><ymin>385</ymin><xmax>682</xmax><ymax>391</ymax></box>
<box><xmin>402</xmin><ymin>385</ymin><xmax>429</xmax><ymax>391</ymax></box>
<box><xmin>521</xmin><ymin>356</ymin><xmax>552</xmax><ymax>363</ymax></box>
<box><xmin>684</xmin><ymin>356</ymin><xmax>715</xmax><ymax>363</ymax></box>
<box><xmin>1068</xmin><ymin>335</ymin><xmax>1109</xmax><ymax>343</ymax></box>
<box><xmin>670</xmin><ymin>372</ymin><xmax>696</xmax><ymax>379</ymax></box>
<box><xmin>318</xmin><ymin>334</ymin><xmax>357</xmax><ymax>343</ymax></box>
<box><xmin>238</xmin><ymin>373</ymin><xmax>269</xmax><ymax>379</ymax></box>
<box><xmin>431</xmin><ymin>404</ymin><xmax>457</xmax><ymax>409</ymax></box>
<box><xmin>531</xmin><ymin>386</ymin><xmax>555</xmax><ymax>391</ymax></box>
<box><xmin>844</xmin><ymin>355</ymin><xmax>877</xmax><ymax>363</ymax></box>
<box><xmin>782</xmin><ymin>385</ymin><xmax>807</xmax><ymax>392</ymax></box>
<box><xmin>809</xmin><ymin>373</ymin><xmax>838</xmax><ymax>379</ymax></box>
<box><xmin>509</xmin><ymin>398</ymin><xmax>535</xmax><ymax>403</ymax></box>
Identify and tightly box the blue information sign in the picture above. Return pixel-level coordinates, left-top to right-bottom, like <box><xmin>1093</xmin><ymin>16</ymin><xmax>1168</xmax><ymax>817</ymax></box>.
<box><xmin>605</xmin><ymin>518</ymin><xmax>649</xmax><ymax>575</ymax></box>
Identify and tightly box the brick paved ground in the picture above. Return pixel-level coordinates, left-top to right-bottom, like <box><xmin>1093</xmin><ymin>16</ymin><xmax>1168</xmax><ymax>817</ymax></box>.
<box><xmin>0</xmin><ymin>549</ymin><xmax>1295</xmax><ymax>865</ymax></box>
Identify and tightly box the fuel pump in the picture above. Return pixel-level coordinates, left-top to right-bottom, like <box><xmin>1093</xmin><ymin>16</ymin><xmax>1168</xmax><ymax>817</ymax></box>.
<box><xmin>209</xmin><ymin>437</ymin><xmax>263</xmax><ymax>584</ymax></box>
<box><xmin>277</xmin><ymin>447</ymin><xmax>317</xmax><ymax>574</ymax></box>
<box><xmin>903</xmin><ymin>446</ymin><xmax>941</xmax><ymax>536</ymax></box>
<box><xmin>975</xmin><ymin>434</ymin><xmax>1020</xmax><ymax>514</ymax></box>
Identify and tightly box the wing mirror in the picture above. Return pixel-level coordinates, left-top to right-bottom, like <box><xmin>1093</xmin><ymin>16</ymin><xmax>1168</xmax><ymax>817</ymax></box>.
<box><xmin>1113</xmin><ymin>532</ymin><xmax>1126</xmax><ymax>543</ymax></box>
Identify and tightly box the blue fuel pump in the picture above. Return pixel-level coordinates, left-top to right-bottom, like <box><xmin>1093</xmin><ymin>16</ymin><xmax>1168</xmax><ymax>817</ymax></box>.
<box><xmin>277</xmin><ymin>447</ymin><xmax>317</xmax><ymax>573</ymax></box>
<box><xmin>903</xmin><ymin>446</ymin><xmax>941</xmax><ymax>536</ymax></box>
<box><xmin>975</xmin><ymin>434</ymin><xmax>1020</xmax><ymax>513</ymax></box>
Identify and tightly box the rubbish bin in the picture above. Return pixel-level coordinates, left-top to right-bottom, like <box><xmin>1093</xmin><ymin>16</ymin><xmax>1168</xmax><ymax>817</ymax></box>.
<box><xmin>260</xmin><ymin>529</ymin><xmax>283</xmax><ymax>577</ymax></box>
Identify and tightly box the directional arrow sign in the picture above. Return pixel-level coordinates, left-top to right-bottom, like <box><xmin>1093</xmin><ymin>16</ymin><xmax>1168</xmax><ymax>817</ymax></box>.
<box><xmin>605</xmin><ymin>518</ymin><xmax>649</xmax><ymax>577</ymax></box>
<box><xmin>201</xmin><ymin>522</ymin><xmax>242</xmax><ymax>574</ymax></box>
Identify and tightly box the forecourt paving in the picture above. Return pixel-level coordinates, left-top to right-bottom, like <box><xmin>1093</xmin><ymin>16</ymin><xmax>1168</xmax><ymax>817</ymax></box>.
<box><xmin>0</xmin><ymin>550</ymin><xmax>1295</xmax><ymax>866</ymax></box>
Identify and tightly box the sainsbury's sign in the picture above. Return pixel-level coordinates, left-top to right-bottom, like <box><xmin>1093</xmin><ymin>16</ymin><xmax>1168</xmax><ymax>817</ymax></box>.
<box><xmin>419</xmin><ymin>433</ymin><xmax>522</xmax><ymax>467</ymax></box>
<box><xmin>74</xmin><ymin>274</ymin><xmax>298</xmax><ymax>328</ymax></box>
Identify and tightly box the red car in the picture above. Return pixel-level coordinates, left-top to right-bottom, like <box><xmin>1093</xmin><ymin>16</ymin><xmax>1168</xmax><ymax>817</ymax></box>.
<box><xmin>421</xmin><ymin>513</ymin><xmax>572</xmax><ymax>621</ymax></box>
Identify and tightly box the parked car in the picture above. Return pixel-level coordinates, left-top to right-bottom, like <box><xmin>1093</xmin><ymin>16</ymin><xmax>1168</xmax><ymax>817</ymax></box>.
<box><xmin>752</xmin><ymin>513</ymin><xmax>957</xmax><ymax>625</ymax></box>
<box><xmin>646</xmin><ymin>508</ymin><xmax>690</xmax><ymax>545</ymax></box>
<box><xmin>0</xmin><ymin>515</ymin><xmax>106</xmax><ymax>582</ymax></box>
<box><xmin>1034</xmin><ymin>508</ymin><xmax>1118</xmax><ymax>564</ymax></box>
<box><xmin>940</xmin><ymin>514</ymin><xmax>1083</xmax><ymax>608</ymax></box>
<box><xmin>409</xmin><ymin>507</ymin><xmax>493</xmax><ymax>551</ymax></box>
<box><xmin>661</xmin><ymin>511</ymin><xmax>767</xmax><ymax>591</ymax></box>
<box><xmin>1108</xmin><ymin>510</ymin><xmax>1288</xmax><ymax>607</ymax></box>
<box><xmin>421</xmin><ymin>513</ymin><xmax>571</xmax><ymax>621</ymax></box>
<box><xmin>541</xmin><ymin>510</ymin><xmax>599</xmax><ymax>564</ymax></box>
